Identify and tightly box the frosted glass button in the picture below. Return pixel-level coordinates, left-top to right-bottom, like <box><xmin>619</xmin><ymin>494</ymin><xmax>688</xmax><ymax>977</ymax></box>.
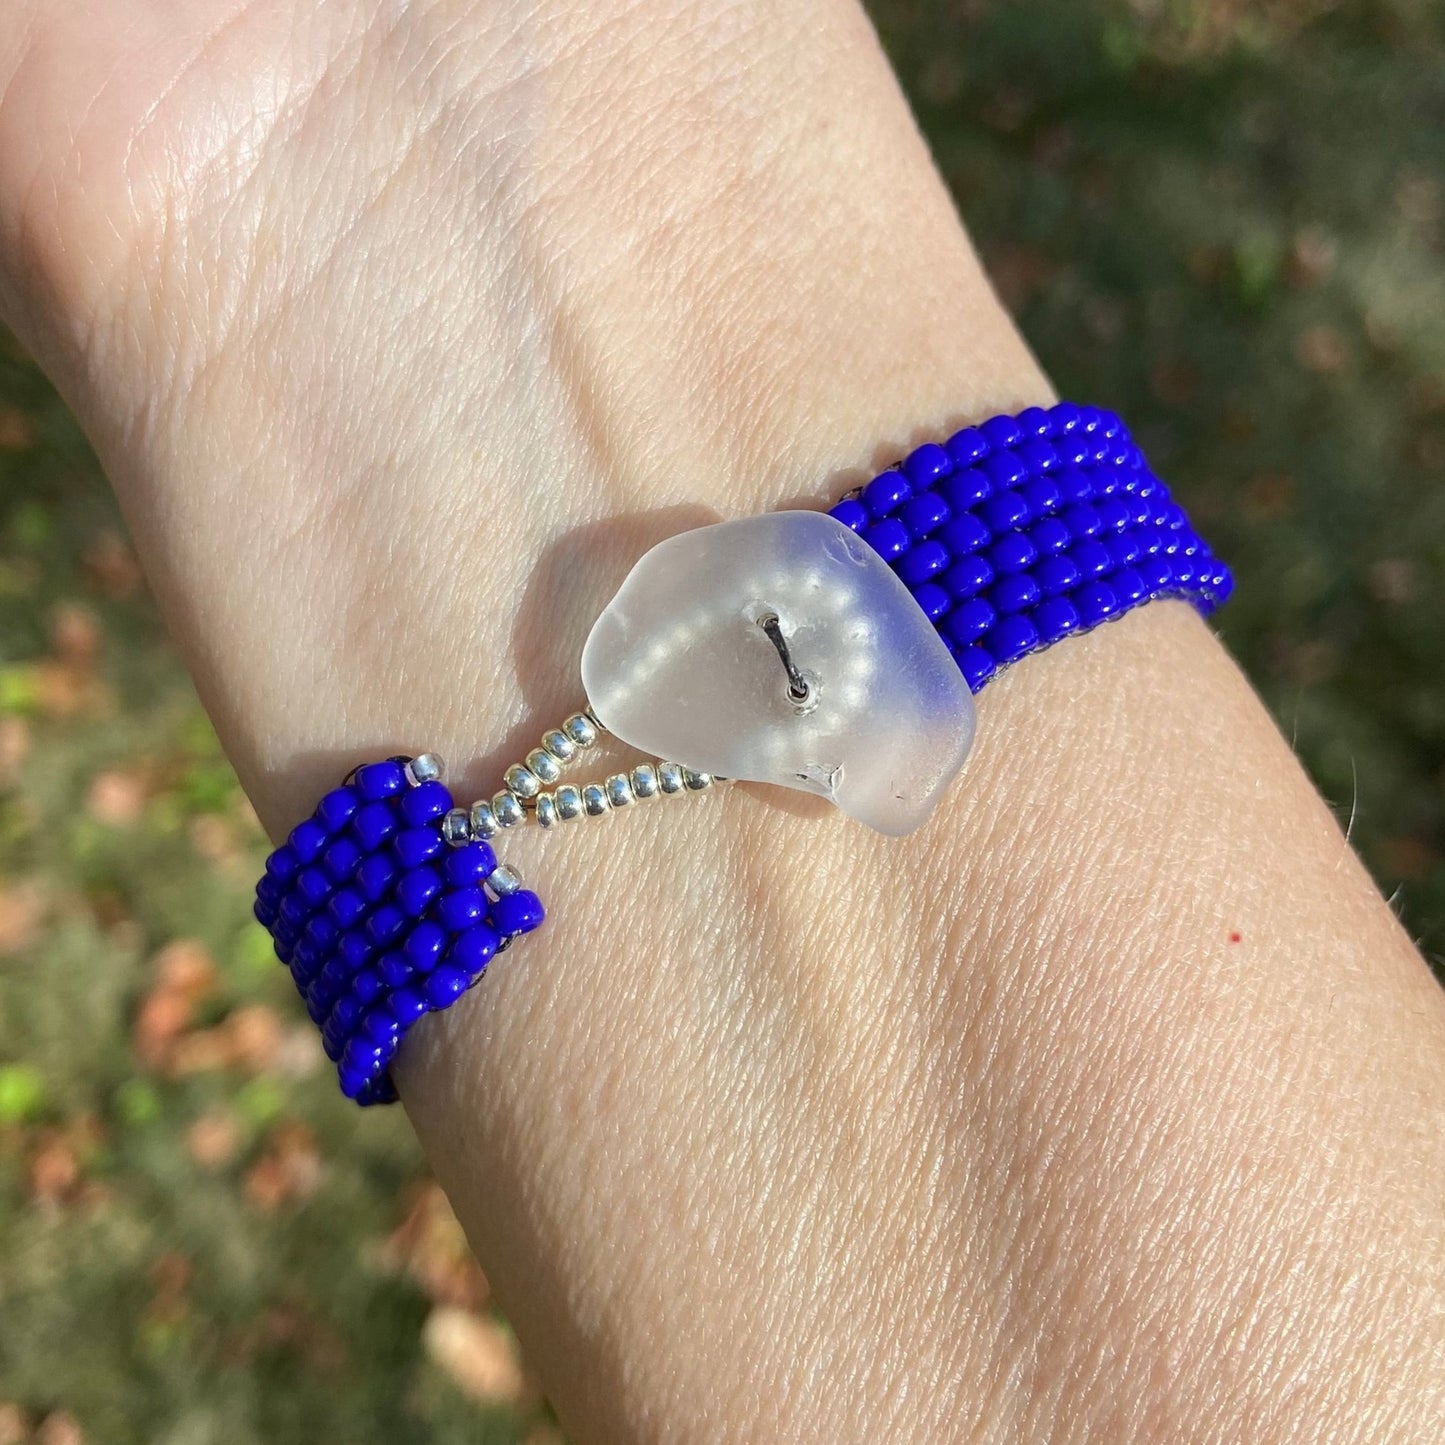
<box><xmin>581</xmin><ymin>511</ymin><xmax>976</xmax><ymax>835</ymax></box>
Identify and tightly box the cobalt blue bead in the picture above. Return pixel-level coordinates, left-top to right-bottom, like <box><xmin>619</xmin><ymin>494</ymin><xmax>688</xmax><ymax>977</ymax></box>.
<box><xmin>1069</xmin><ymin>539</ymin><xmax>1113</xmax><ymax>579</ymax></box>
<box><xmin>293</xmin><ymin>936</ymin><xmax>322</xmax><ymax>979</ymax></box>
<box><xmin>365</xmin><ymin>904</ymin><xmax>407</xmax><ymax>947</ymax></box>
<box><xmin>443</xmin><ymin>842</ymin><xmax>498</xmax><ymax>888</ymax></box>
<box><xmin>288</xmin><ymin>818</ymin><xmax>328</xmax><ymax>865</ymax></box>
<box><xmin>980</xmin><ymin>414</ymin><xmax>1024</xmax><ymax>451</ymax></box>
<box><xmin>1032</xmin><ymin>596</ymin><xmax>1080</xmax><ymax>643</ymax></box>
<box><xmin>941</xmin><ymin>554</ymin><xmax>994</xmax><ymax>600</ymax></box>
<box><xmin>896</xmin><ymin>540</ymin><xmax>949</xmax><ymax>587</ymax></box>
<box><xmin>356</xmin><ymin>851</ymin><xmax>399</xmax><ymax>904</ymax></box>
<box><xmin>1048</xmin><ymin>401</ymin><xmax>1084</xmax><ymax>434</ymax></box>
<box><xmin>1061</xmin><ymin>502</ymin><xmax>1103</xmax><ymax>539</ymax></box>
<box><xmin>862</xmin><ymin>470</ymin><xmax>911</xmax><ymax>518</ymax></box>
<box><xmin>404</xmin><ymin>920</ymin><xmax>447</xmax><ymax>971</ymax></box>
<box><xmin>956</xmin><ymin>645</ymin><xmax>996</xmax><ymax>691</ymax></box>
<box><xmin>448</xmin><ymin>923</ymin><xmax>501</xmax><ymax>977</ymax></box>
<box><xmin>829</xmin><ymin>497</ymin><xmax>869</xmax><ymax>532</ymax></box>
<box><xmin>988</xmin><ymin>532</ymin><xmax>1037</xmax><ymax>575</ymax></box>
<box><xmin>265</xmin><ymin>844</ymin><xmax>300</xmax><ymax>882</ymax></box>
<box><xmin>424</xmin><ymin>967</ymin><xmax>471</xmax><ymax>1009</ymax></box>
<box><xmin>903</xmin><ymin>442</ymin><xmax>952</xmax><ymax>487</ymax></box>
<box><xmin>355</xmin><ymin>760</ymin><xmax>407</xmax><ymax>801</ymax></box>
<box><xmin>942</xmin><ymin>597</ymin><xmax>995</xmax><ymax>647</ymax></box>
<box><xmin>302</xmin><ymin>912</ymin><xmax>339</xmax><ymax>952</ymax></box>
<box><xmin>393</xmin><ymin>826</ymin><xmax>443</xmax><ymax>870</ymax></box>
<box><xmin>272</xmin><ymin>914</ymin><xmax>301</xmax><ymax>949</ymax></box>
<box><xmin>339</xmin><ymin>1039</ymin><xmax>384</xmax><ymax>1098</ymax></box>
<box><xmin>353</xmin><ymin>968</ymin><xmax>385</xmax><ymax>1005</ymax></box>
<box><xmin>945</xmin><ymin>427</ymin><xmax>989</xmax><ymax>469</ymax></box>
<box><xmin>399</xmin><ymin>780</ymin><xmax>452</xmax><ymax>828</ymax></box>
<box><xmin>1074</xmin><ymin>581</ymin><xmax>1121</xmax><ymax>626</ymax></box>
<box><xmin>256</xmin><ymin>874</ymin><xmax>283</xmax><ymax>908</ymax></box>
<box><xmin>1054</xmin><ymin>433</ymin><xmax>1092</xmax><ymax>468</ymax></box>
<box><xmin>390</xmin><ymin>988</ymin><xmax>428</xmax><ymax>1028</ymax></box>
<box><xmin>1124</xmin><ymin>490</ymin><xmax>1152</xmax><ymax>526</ymax></box>
<box><xmin>982</xmin><ymin>450</ymin><xmax>1028</xmax><ymax>491</ymax></box>
<box><xmin>1029</xmin><ymin>516</ymin><xmax>1071</xmax><ymax>556</ymax></box>
<box><xmin>379</xmin><ymin>951</ymin><xmax>413</xmax><ymax>989</ymax></box>
<box><xmin>900</xmin><ymin>490</ymin><xmax>951</xmax><ymax>539</ymax></box>
<box><xmin>337</xmin><ymin>928</ymin><xmax>373</xmax><ymax>973</ymax></box>
<box><xmin>861</xmin><ymin>517</ymin><xmax>910</xmax><ymax>561</ymax></box>
<box><xmin>1022</xmin><ymin>476</ymin><xmax>1063</xmax><ymax>518</ymax></box>
<box><xmin>321</xmin><ymin>836</ymin><xmax>363</xmax><ymax>884</ymax></box>
<box><xmin>294</xmin><ymin>866</ymin><xmax>331</xmax><ymax>908</ymax></box>
<box><xmin>254</xmin><ymin>898</ymin><xmax>278</xmax><ymax>929</ymax></box>
<box><xmin>1017</xmin><ymin>439</ymin><xmax>1059</xmax><ymax>476</ymax></box>
<box><xmin>278</xmin><ymin>893</ymin><xmax>311</xmax><ymax>930</ymax></box>
<box><xmin>1112</xmin><ymin>566</ymin><xmax>1148</xmax><ymax>604</ymax></box>
<box><xmin>1171</xmin><ymin>552</ymin><xmax>1199</xmax><ymax>586</ymax></box>
<box><xmin>1136</xmin><ymin>554</ymin><xmax>1173</xmax><ymax>593</ymax></box>
<box><xmin>1098</xmin><ymin>410</ymin><xmax>1124</xmax><ymax>440</ymax></box>
<box><xmin>912</xmin><ymin>583</ymin><xmax>951</xmax><ymax>623</ymax></box>
<box><xmin>316</xmin><ymin>786</ymin><xmax>360</xmax><ymax>832</ymax></box>
<box><xmin>978</xmin><ymin>490</ymin><xmax>1029</xmax><ymax>534</ymax></box>
<box><xmin>351</xmin><ymin>801</ymin><xmax>397</xmax><ymax>851</ymax></box>
<box><xmin>940</xmin><ymin>467</ymin><xmax>992</xmax><ymax>511</ymax></box>
<box><xmin>1104</xmin><ymin>530</ymin><xmax>1144</xmax><ymax>568</ymax></box>
<box><xmin>436</xmin><ymin>888</ymin><xmax>486</xmax><ymax>933</ymax></box>
<box><xmin>328</xmin><ymin>888</ymin><xmax>367</xmax><ymax>929</ymax></box>
<box><xmin>491</xmin><ymin>890</ymin><xmax>545</xmax><ymax>937</ymax></box>
<box><xmin>989</xmin><ymin>613</ymin><xmax>1040</xmax><ymax>665</ymax></box>
<box><xmin>938</xmin><ymin>512</ymin><xmax>991</xmax><ymax>556</ymax></box>
<box><xmin>362</xmin><ymin>1008</ymin><xmax>400</xmax><ymax>1047</ymax></box>
<box><xmin>395</xmin><ymin>865</ymin><xmax>443</xmax><ymax>918</ymax></box>
<box><xmin>991</xmin><ymin>573</ymin><xmax>1042</xmax><ymax>615</ymax></box>
<box><xmin>1015</xmin><ymin>406</ymin><xmax>1053</xmax><ymax>440</ymax></box>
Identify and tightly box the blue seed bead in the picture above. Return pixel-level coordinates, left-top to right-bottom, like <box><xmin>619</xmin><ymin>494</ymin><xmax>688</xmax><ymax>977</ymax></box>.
<box><xmin>338</xmin><ymin>929</ymin><xmax>373</xmax><ymax>973</ymax></box>
<box><xmin>393</xmin><ymin>826</ymin><xmax>444</xmax><ymax>869</ymax></box>
<box><xmin>288</xmin><ymin>818</ymin><xmax>328</xmax><ymax>865</ymax></box>
<box><xmin>896</xmin><ymin>540</ymin><xmax>950</xmax><ymax>587</ymax></box>
<box><xmin>379</xmin><ymin>951</ymin><xmax>413</xmax><ymax>989</ymax></box>
<box><xmin>328</xmin><ymin>888</ymin><xmax>367</xmax><ymax>929</ymax></box>
<box><xmin>940</xmin><ymin>467</ymin><xmax>992</xmax><ymax>511</ymax></box>
<box><xmin>356</xmin><ymin>851</ymin><xmax>399</xmax><ymax>904</ymax></box>
<box><xmin>903</xmin><ymin>442</ymin><xmax>952</xmax><ymax>488</ymax></box>
<box><xmin>1161</xmin><ymin>501</ymin><xmax>1188</xmax><ymax>532</ymax></box>
<box><xmin>1054</xmin><ymin>433</ymin><xmax>1092</xmax><ymax>467</ymax></box>
<box><xmin>365</xmin><ymin>904</ymin><xmax>407</xmax><ymax>947</ymax></box>
<box><xmin>955</xmin><ymin>645</ymin><xmax>996</xmax><ymax>691</ymax></box>
<box><xmin>322</xmin><ymin>995</ymin><xmax>363</xmax><ymax>1059</ymax></box>
<box><xmin>256</xmin><ymin>875</ymin><xmax>283</xmax><ymax>908</ymax></box>
<box><xmin>982</xmin><ymin>450</ymin><xmax>1029</xmax><ymax>491</ymax></box>
<box><xmin>1032</xmin><ymin>596</ymin><xmax>1081</xmax><ymax>643</ymax></box>
<box><xmin>272</xmin><ymin>914</ymin><xmax>302</xmax><ymax>949</ymax></box>
<box><xmin>991</xmin><ymin>573</ymin><xmax>1042</xmax><ymax>615</ymax></box>
<box><xmin>294</xmin><ymin>866</ymin><xmax>330</xmax><ymax>909</ymax></box>
<box><xmin>443</xmin><ymin>842</ymin><xmax>499</xmax><ymax>888</ymax></box>
<box><xmin>437</xmin><ymin>887</ymin><xmax>487</xmax><ymax>933</ymax></box>
<box><xmin>988</xmin><ymin>532</ymin><xmax>1037</xmax><ymax>574</ymax></box>
<box><xmin>352</xmin><ymin>801</ymin><xmax>397</xmax><ymax>851</ymax></box>
<box><xmin>941</xmin><ymin>553</ymin><xmax>994</xmax><ymax>600</ymax></box>
<box><xmin>989</xmin><ymin>613</ymin><xmax>1040</xmax><ymax>665</ymax></box>
<box><xmin>352</xmin><ymin>968</ymin><xmax>385</xmax><ymax>1005</ymax></box>
<box><xmin>1022</xmin><ymin>476</ymin><xmax>1063</xmax><ymax>518</ymax></box>
<box><xmin>321</xmin><ymin>836</ymin><xmax>363</xmax><ymax>885</ymax></box>
<box><xmin>900</xmin><ymin>490</ymin><xmax>951</xmax><ymax>539</ymax></box>
<box><xmin>862</xmin><ymin>469</ymin><xmax>911</xmax><ymax>518</ymax></box>
<box><xmin>1136</xmin><ymin>554</ymin><xmax>1173</xmax><ymax>593</ymax></box>
<box><xmin>945</xmin><ymin>426</ymin><xmax>990</xmax><ymax>470</ymax></box>
<box><xmin>390</xmin><ymin>988</ymin><xmax>428</xmax><ymax>1029</ymax></box>
<box><xmin>1015</xmin><ymin>406</ymin><xmax>1053</xmax><ymax>439</ymax></box>
<box><xmin>265</xmin><ymin>845</ymin><xmax>301</xmax><ymax>883</ymax></box>
<box><xmin>1125</xmin><ymin>490</ymin><xmax>1152</xmax><ymax>526</ymax></box>
<box><xmin>1112</xmin><ymin>566</ymin><xmax>1148</xmax><ymax>605</ymax></box>
<box><xmin>316</xmin><ymin>786</ymin><xmax>360</xmax><ymax>832</ymax></box>
<box><xmin>254</xmin><ymin>898</ymin><xmax>279</xmax><ymax>929</ymax></box>
<box><xmin>829</xmin><ymin>497</ymin><xmax>868</xmax><ymax>532</ymax></box>
<box><xmin>339</xmin><ymin>1039</ymin><xmax>384</xmax><ymax>1098</ymax></box>
<box><xmin>1210</xmin><ymin>569</ymin><xmax>1235</xmax><ymax>605</ymax></box>
<box><xmin>1017</xmin><ymin>439</ymin><xmax>1059</xmax><ymax>477</ymax></box>
<box><xmin>425</xmin><ymin>967</ymin><xmax>471</xmax><ymax>1009</ymax></box>
<box><xmin>1105</xmin><ymin>530</ymin><xmax>1144</xmax><ymax>568</ymax></box>
<box><xmin>980</xmin><ymin>414</ymin><xmax>1024</xmax><ymax>451</ymax></box>
<box><xmin>1029</xmin><ymin>516</ymin><xmax>1071</xmax><ymax>556</ymax></box>
<box><xmin>355</xmin><ymin>760</ymin><xmax>407</xmax><ymax>801</ymax></box>
<box><xmin>942</xmin><ymin>597</ymin><xmax>995</xmax><ymax>647</ymax></box>
<box><xmin>395</xmin><ymin>865</ymin><xmax>443</xmax><ymax>918</ymax></box>
<box><xmin>1171</xmin><ymin>552</ymin><xmax>1199</xmax><ymax>586</ymax></box>
<box><xmin>1074</xmin><ymin>581</ymin><xmax>1121</xmax><ymax>626</ymax></box>
<box><xmin>1061</xmin><ymin>503</ymin><xmax>1103</xmax><ymax>539</ymax></box>
<box><xmin>979</xmin><ymin>490</ymin><xmax>1030</xmax><ymax>534</ymax></box>
<box><xmin>278</xmin><ymin>892</ymin><xmax>311</xmax><ymax>930</ymax></box>
<box><xmin>362</xmin><ymin>1007</ymin><xmax>400</xmax><ymax>1047</ymax></box>
<box><xmin>399</xmin><ymin>780</ymin><xmax>451</xmax><ymax>828</ymax></box>
<box><xmin>491</xmin><ymin>890</ymin><xmax>546</xmax><ymax>938</ymax></box>
<box><xmin>938</xmin><ymin>512</ymin><xmax>991</xmax><ymax>556</ymax></box>
<box><xmin>1069</xmin><ymin>538</ymin><xmax>1113</xmax><ymax>580</ymax></box>
<box><xmin>912</xmin><ymin>583</ymin><xmax>951</xmax><ymax>623</ymax></box>
<box><xmin>404</xmin><ymin>920</ymin><xmax>447</xmax><ymax>971</ymax></box>
<box><xmin>293</xmin><ymin>934</ymin><xmax>323</xmax><ymax>977</ymax></box>
<box><xmin>302</xmin><ymin>911</ymin><xmax>339</xmax><ymax>956</ymax></box>
<box><xmin>448</xmin><ymin>923</ymin><xmax>501</xmax><ymax>977</ymax></box>
<box><xmin>861</xmin><ymin>517</ymin><xmax>910</xmax><ymax>561</ymax></box>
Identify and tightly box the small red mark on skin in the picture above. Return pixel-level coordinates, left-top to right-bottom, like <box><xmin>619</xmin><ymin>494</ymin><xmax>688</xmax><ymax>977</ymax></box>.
<box><xmin>1228</xmin><ymin>931</ymin><xmax>1242</xmax><ymax>944</ymax></box>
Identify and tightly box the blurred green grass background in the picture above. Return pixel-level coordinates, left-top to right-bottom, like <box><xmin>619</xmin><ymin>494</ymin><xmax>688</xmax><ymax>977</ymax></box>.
<box><xmin>1</xmin><ymin>1</ymin><xmax>1442</xmax><ymax>1440</ymax></box>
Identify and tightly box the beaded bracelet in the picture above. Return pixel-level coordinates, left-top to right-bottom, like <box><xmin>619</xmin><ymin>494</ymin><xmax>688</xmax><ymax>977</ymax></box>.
<box><xmin>254</xmin><ymin>402</ymin><xmax>1230</xmax><ymax>1102</ymax></box>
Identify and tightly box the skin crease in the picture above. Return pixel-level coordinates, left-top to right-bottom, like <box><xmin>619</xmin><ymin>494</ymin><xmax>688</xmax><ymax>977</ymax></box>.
<box><xmin>2</xmin><ymin>0</ymin><xmax>1443</xmax><ymax>1440</ymax></box>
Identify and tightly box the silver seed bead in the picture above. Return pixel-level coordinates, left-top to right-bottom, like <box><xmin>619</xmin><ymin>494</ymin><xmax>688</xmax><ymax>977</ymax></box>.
<box><xmin>555</xmin><ymin>785</ymin><xmax>584</xmax><ymax>822</ymax></box>
<box><xmin>657</xmin><ymin>761</ymin><xmax>686</xmax><ymax>795</ymax></box>
<box><xmin>504</xmin><ymin>763</ymin><xmax>541</xmax><ymax>800</ymax></box>
<box><xmin>563</xmin><ymin>711</ymin><xmax>599</xmax><ymax>748</ymax></box>
<box><xmin>527</xmin><ymin>748</ymin><xmax>563</xmax><ymax>786</ymax></box>
<box><xmin>406</xmin><ymin>752</ymin><xmax>446</xmax><ymax>785</ymax></box>
<box><xmin>487</xmin><ymin>863</ymin><xmax>524</xmax><ymax>897</ymax></box>
<box><xmin>541</xmin><ymin>729</ymin><xmax>577</xmax><ymax>764</ymax></box>
<box><xmin>683</xmin><ymin>768</ymin><xmax>714</xmax><ymax>791</ymax></box>
<box><xmin>469</xmin><ymin>800</ymin><xmax>497</xmax><ymax>838</ymax></box>
<box><xmin>492</xmin><ymin>790</ymin><xmax>526</xmax><ymax>828</ymax></box>
<box><xmin>630</xmin><ymin>764</ymin><xmax>659</xmax><ymax>799</ymax></box>
<box><xmin>581</xmin><ymin>782</ymin><xmax>611</xmax><ymax>817</ymax></box>
<box><xmin>441</xmin><ymin>808</ymin><xmax>473</xmax><ymax>846</ymax></box>
<box><xmin>605</xmin><ymin>773</ymin><xmax>635</xmax><ymax>809</ymax></box>
<box><xmin>535</xmin><ymin>793</ymin><xmax>558</xmax><ymax>828</ymax></box>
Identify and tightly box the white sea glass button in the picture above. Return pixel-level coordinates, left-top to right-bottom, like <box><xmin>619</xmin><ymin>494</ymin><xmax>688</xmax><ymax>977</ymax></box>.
<box><xmin>580</xmin><ymin>510</ymin><xmax>975</xmax><ymax>835</ymax></box>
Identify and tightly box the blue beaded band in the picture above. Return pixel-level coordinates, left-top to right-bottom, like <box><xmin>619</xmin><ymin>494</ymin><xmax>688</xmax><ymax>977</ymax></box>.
<box><xmin>253</xmin><ymin>758</ymin><xmax>544</xmax><ymax>1104</ymax></box>
<box><xmin>826</xmin><ymin>402</ymin><xmax>1230</xmax><ymax>692</ymax></box>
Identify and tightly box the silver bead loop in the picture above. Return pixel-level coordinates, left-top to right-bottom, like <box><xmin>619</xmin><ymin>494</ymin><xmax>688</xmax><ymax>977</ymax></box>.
<box><xmin>657</xmin><ymin>762</ymin><xmax>686</xmax><ymax>795</ymax></box>
<box><xmin>493</xmin><ymin>790</ymin><xmax>527</xmax><ymax>828</ymax></box>
<box><xmin>563</xmin><ymin>712</ymin><xmax>600</xmax><ymax>748</ymax></box>
<box><xmin>605</xmin><ymin>773</ymin><xmax>635</xmax><ymax>809</ymax></box>
<box><xmin>504</xmin><ymin>763</ymin><xmax>542</xmax><ymax>800</ymax></box>
<box><xmin>469</xmin><ymin>800</ymin><xmax>498</xmax><ymax>839</ymax></box>
<box><xmin>535</xmin><ymin>794</ymin><xmax>559</xmax><ymax>828</ymax></box>
<box><xmin>631</xmin><ymin>764</ymin><xmax>659</xmax><ymax>800</ymax></box>
<box><xmin>555</xmin><ymin>785</ymin><xmax>584</xmax><ymax>822</ymax></box>
<box><xmin>406</xmin><ymin>753</ymin><xmax>446</xmax><ymax>785</ymax></box>
<box><xmin>527</xmin><ymin>748</ymin><xmax>564</xmax><ymax>786</ymax></box>
<box><xmin>542</xmin><ymin>730</ymin><xmax>577</xmax><ymax>764</ymax></box>
<box><xmin>441</xmin><ymin>808</ymin><xmax>473</xmax><ymax>846</ymax></box>
<box><xmin>581</xmin><ymin>782</ymin><xmax>611</xmax><ymax>817</ymax></box>
<box><xmin>683</xmin><ymin>768</ymin><xmax>714</xmax><ymax>791</ymax></box>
